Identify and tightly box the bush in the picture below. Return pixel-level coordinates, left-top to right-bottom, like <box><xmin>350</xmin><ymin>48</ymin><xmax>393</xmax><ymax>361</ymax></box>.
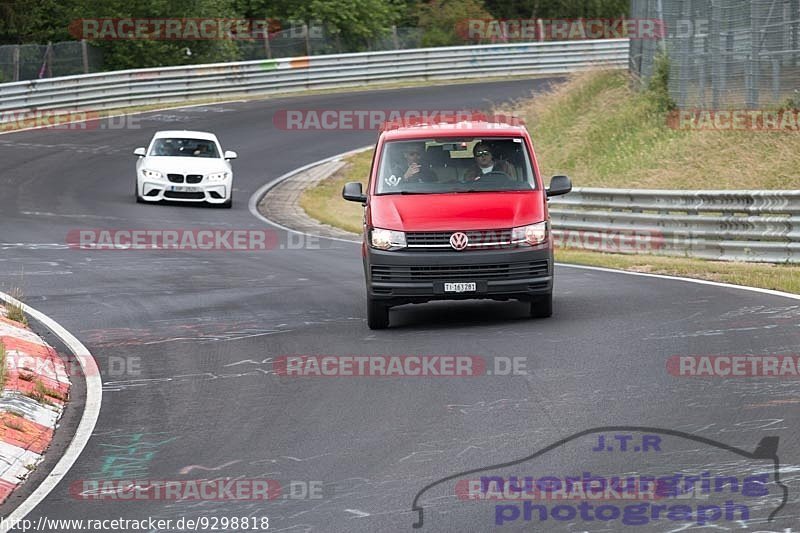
<box><xmin>647</xmin><ymin>52</ymin><xmax>676</xmax><ymax>112</ymax></box>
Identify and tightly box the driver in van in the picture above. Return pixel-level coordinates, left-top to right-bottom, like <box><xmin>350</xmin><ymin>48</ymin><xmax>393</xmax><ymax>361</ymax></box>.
<box><xmin>464</xmin><ymin>141</ymin><xmax>512</xmax><ymax>181</ymax></box>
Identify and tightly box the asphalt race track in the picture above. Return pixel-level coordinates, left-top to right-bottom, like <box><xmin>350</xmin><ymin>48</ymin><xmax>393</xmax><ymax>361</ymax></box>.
<box><xmin>0</xmin><ymin>79</ymin><xmax>798</xmax><ymax>532</ymax></box>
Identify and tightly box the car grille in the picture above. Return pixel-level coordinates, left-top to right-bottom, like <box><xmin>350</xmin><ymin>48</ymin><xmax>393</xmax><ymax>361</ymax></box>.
<box><xmin>167</xmin><ymin>174</ymin><xmax>184</xmax><ymax>183</ymax></box>
<box><xmin>406</xmin><ymin>229</ymin><xmax>515</xmax><ymax>248</ymax></box>
<box><xmin>371</xmin><ymin>261</ymin><xmax>549</xmax><ymax>282</ymax></box>
<box><xmin>186</xmin><ymin>174</ymin><xmax>203</xmax><ymax>184</ymax></box>
<box><xmin>164</xmin><ymin>191</ymin><xmax>205</xmax><ymax>200</ymax></box>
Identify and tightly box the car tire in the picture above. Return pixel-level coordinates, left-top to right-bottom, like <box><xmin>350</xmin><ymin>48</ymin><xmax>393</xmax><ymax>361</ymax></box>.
<box><xmin>367</xmin><ymin>298</ymin><xmax>390</xmax><ymax>329</ymax></box>
<box><xmin>529</xmin><ymin>292</ymin><xmax>553</xmax><ymax>319</ymax></box>
<box><xmin>217</xmin><ymin>192</ymin><xmax>233</xmax><ymax>209</ymax></box>
<box><xmin>135</xmin><ymin>182</ymin><xmax>145</xmax><ymax>203</ymax></box>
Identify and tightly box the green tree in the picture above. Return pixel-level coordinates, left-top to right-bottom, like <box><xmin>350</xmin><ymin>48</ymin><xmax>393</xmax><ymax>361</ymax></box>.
<box><xmin>75</xmin><ymin>0</ymin><xmax>243</xmax><ymax>70</ymax></box>
<box><xmin>415</xmin><ymin>0</ymin><xmax>492</xmax><ymax>47</ymax></box>
<box><xmin>483</xmin><ymin>0</ymin><xmax>628</xmax><ymax>19</ymax></box>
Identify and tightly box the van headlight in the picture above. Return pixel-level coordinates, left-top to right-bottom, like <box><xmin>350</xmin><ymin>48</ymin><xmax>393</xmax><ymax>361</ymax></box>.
<box><xmin>511</xmin><ymin>222</ymin><xmax>548</xmax><ymax>246</ymax></box>
<box><xmin>370</xmin><ymin>228</ymin><xmax>406</xmax><ymax>250</ymax></box>
<box><xmin>206</xmin><ymin>171</ymin><xmax>230</xmax><ymax>182</ymax></box>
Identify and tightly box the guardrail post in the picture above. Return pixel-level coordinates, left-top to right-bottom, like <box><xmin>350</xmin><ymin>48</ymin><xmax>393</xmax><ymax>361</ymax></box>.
<box><xmin>81</xmin><ymin>39</ymin><xmax>89</xmax><ymax>74</ymax></box>
<box><xmin>678</xmin><ymin>0</ymin><xmax>691</xmax><ymax>108</ymax></box>
<box><xmin>263</xmin><ymin>31</ymin><xmax>272</xmax><ymax>59</ymax></box>
<box><xmin>12</xmin><ymin>45</ymin><xmax>19</xmax><ymax>82</ymax></box>
<box><xmin>746</xmin><ymin>0</ymin><xmax>760</xmax><ymax>108</ymax></box>
<box><xmin>771</xmin><ymin>58</ymin><xmax>780</xmax><ymax>101</ymax></box>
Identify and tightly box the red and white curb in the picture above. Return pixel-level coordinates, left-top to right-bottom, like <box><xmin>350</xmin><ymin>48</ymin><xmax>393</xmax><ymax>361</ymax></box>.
<box><xmin>0</xmin><ymin>293</ymin><xmax>100</xmax><ymax>532</ymax></box>
<box><xmin>0</xmin><ymin>313</ymin><xmax>70</xmax><ymax>504</ymax></box>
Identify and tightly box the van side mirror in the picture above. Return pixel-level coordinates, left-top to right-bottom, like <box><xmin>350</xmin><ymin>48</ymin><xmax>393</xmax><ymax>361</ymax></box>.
<box><xmin>342</xmin><ymin>182</ymin><xmax>367</xmax><ymax>204</ymax></box>
<box><xmin>546</xmin><ymin>175</ymin><xmax>572</xmax><ymax>197</ymax></box>
<box><xmin>224</xmin><ymin>150</ymin><xmax>238</xmax><ymax>160</ymax></box>
<box><xmin>133</xmin><ymin>147</ymin><xmax>146</xmax><ymax>157</ymax></box>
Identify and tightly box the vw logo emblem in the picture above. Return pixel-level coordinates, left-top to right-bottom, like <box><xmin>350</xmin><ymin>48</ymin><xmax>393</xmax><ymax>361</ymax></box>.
<box><xmin>449</xmin><ymin>232</ymin><xmax>469</xmax><ymax>251</ymax></box>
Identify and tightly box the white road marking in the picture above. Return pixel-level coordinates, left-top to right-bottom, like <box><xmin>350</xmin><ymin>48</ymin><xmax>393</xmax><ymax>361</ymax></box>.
<box><xmin>344</xmin><ymin>509</ymin><xmax>371</xmax><ymax>517</ymax></box>
<box><xmin>0</xmin><ymin>291</ymin><xmax>101</xmax><ymax>532</ymax></box>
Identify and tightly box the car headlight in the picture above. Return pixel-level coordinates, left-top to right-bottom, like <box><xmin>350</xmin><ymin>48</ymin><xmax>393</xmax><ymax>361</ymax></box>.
<box><xmin>206</xmin><ymin>171</ymin><xmax>230</xmax><ymax>182</ymax></box>
<box><xmin>142</xmin><ymin>169</ymin><xmax>163</xmax><ymax>180</ymax></box>
<box><xmin>370</xmin><ymin>228</ymin><xmax>406</xmax><ymax>250</ymax></box>
<box><xmin>511</xmin><ymin>222</ymin><xmax>548</xmax><ymax>246</ymax></box>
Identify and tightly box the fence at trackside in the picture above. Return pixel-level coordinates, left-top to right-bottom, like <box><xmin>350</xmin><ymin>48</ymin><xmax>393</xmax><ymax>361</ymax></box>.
<box><xmin>0</xmin><ymin>39</ymin><xmax>627</xmax><ymax>119</ymax></box>
<box><xmin>548</xmin><ymin>188</ymin><xmax>800</xmax><ymax>263</ymax></box>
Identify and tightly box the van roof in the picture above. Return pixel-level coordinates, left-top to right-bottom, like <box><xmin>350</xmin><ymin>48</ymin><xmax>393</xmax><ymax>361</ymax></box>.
<box><xmin>379</xmin><ymin>113</ymin><xmax>527</xmax><ymax>140</ymax></box>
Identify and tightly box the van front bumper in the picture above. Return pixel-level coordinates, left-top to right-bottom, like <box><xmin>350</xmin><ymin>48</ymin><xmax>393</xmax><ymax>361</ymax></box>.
<box><xmin>365</xmin><ymin>245</ymin><xmax>553</xmax><ymax>306</ymax></box>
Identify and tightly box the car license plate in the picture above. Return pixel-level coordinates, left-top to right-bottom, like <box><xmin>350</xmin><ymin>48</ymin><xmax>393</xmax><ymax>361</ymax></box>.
<box><xmin>444</xmin><ymin>282</ymin><xmax>476</xmax><ymax>293</ymax></box>
<box><xmin>170</xmin><ymin>186</ymin><xmax>200</xmax><ymax>192</ymax></box>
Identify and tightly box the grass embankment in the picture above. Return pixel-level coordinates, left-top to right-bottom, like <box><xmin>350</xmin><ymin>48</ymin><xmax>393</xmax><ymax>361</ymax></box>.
<box><xmin>299</xmin><ymin>70</ymin><xmax>800</xmax><ymax>294</ymax></box>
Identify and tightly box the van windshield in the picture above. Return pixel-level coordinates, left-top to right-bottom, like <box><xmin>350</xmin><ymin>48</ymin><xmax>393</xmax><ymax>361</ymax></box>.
<box><xmin>375</xmin><ymin>137</ymin><xmax>537</xmax><ymax>195</ymax></box>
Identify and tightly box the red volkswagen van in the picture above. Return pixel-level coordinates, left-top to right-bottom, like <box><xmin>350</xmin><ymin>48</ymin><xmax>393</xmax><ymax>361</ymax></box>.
<box><xmin>342</xmin><ymin>116</ymin><xmax>571</xmax><ymax>329</ymax></box>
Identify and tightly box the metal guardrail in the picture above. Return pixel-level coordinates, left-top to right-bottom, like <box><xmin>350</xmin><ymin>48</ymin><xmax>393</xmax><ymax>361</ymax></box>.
<box><xmin>549</xmin><ymin>188</ymin><xmax>800</xmax><ymax>263</ymax></box>
<box><xmin>0</xmin><ymin>39</ymin><xmax>627</xmax><ymax>117</ymax></box>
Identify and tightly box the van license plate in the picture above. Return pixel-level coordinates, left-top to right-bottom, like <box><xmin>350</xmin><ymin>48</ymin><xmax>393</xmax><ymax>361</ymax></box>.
<box><xmin>444</xmin><ymin>282</ymin><xmax>476</xmax><ymax>293</ymax></box>
<box><xmin>170</xmin><ymin>186</ymin><xmax>200</xmax><ymax>192</ymax></box>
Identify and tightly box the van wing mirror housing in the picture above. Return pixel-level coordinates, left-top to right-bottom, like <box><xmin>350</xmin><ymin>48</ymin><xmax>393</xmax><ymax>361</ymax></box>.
<box><xmin>546</xmin><ymin>175</ymin><xmax>572</xmax><ymax>197</ymax></box>
<box><xmin>224</xmin><ymin>150</ymin><xmax>238</xmax><ymax>160</ymax></box>
<box><xmin>342</xmin><ymin>182</ymin><xmax>367</xmax><ymax>204</ymax></box>
<box><xmin>133</xmin><ymin>147</ymin><xmax>146</xmax><ymax>157</ymax></box>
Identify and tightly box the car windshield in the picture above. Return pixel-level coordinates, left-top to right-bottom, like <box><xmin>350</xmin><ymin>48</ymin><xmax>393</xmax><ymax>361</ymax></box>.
<box><xmin>375</xmin><ymin>137</ymin><xmax>536</xmax><ymax>195</ymax></box>
<box><xmin>149</xmin><ymin>138</ymin><xmax>220</xmax><ymax>158</ymax></box>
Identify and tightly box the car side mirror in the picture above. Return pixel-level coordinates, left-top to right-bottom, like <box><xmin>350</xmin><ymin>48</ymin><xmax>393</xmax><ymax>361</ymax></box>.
<box><xmin>133</xmin><ymin>147</ymin><xmax>146</xmax><ymax>157</ymax></box>
<box><xmin>546</xmin><ymin>175</ymin><xmax>572</xmax><ymax>197</ymax></box>
<box><xmin>342</xmin><ymin>182</ymin><xmax>367</xmax><ymax>204</ymax></box>
<box><xmin>224</xmin><ymin>150</ymin><xmax>238</xmax><ymax>160</ymax></box>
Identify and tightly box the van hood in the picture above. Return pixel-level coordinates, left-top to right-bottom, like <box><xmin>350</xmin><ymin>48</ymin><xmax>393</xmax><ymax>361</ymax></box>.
<box><xmin>369</xmin><ymin>192</ymin><xmax>546</xmax><ymax>231</ymax></box>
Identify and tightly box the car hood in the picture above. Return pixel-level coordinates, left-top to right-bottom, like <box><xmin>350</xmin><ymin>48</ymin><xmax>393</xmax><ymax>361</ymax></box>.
<box><xmin>140</xmin><ymin>156</ymin><xmax>229</xmax><ymax>174</ymax></box>
<box><xmin>369</xmin><ymin>191</ymin><xmax>546</xmax><ymax>231</ymax></box>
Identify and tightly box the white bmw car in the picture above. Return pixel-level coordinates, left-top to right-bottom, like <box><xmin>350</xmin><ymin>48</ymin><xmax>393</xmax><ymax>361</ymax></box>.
<box><xmin>134</xmin><ymin>130</ymin><xmax>237</xmax><ymax>208</ymax></box>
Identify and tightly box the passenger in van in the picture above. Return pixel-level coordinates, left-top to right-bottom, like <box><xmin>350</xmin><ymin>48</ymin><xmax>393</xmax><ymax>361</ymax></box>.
<box><xmin>464</xmin><ymin>142</ymin><xmax>513</xmax><ymax>181</ymax></box>
<box><xmin>392</xmin><ymin>142</ymin><xmax>437</xmax><ymax>183</ymax></box>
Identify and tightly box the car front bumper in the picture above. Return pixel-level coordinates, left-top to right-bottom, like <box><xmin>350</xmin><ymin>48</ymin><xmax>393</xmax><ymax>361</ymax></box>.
<box><xmin>139</xmin><ymin>181</ymin><xmax>230</xmax><ymax>203</ymax></box>
<box><xmin>365</xmin><ymin>244</ymin><xmax>553</xmax><ymax>306</ymax></box>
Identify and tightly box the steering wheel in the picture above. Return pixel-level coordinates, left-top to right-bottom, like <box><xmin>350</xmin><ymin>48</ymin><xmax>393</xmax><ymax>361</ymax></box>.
<box><xmin>475</xmin><ymin>171</ymin><xmax>513</xmax><ymax>184</ymax></box>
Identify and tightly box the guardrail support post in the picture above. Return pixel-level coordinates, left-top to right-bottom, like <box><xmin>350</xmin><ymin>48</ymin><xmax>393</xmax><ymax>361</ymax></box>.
<box><xmin>81</xmin><ymin>39</ymin><xmax>89</xmax><ymax>74</ymax></box>
<box><xmin>264</xmin><ymin>32</ymin><xmax>272</xmax><ymax>59</ymax></box>
<box><xmin>12</xmin><ymin>45</ymin><xmax>19</xmax><ymax>82</ymax></box>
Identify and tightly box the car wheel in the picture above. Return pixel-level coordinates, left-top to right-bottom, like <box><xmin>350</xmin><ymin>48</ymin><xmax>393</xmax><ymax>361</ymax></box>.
<box><xmin>529</xmin><ymin>292</ymin><xmax>552</xmax><ymax>318</ymax></box>
<box><xmin>367</xmin><ymin>297</ymin><xmax>390</xmax><ymax>329</ymax></box>
<box><xmin>216</xmin><ymin>191</ymin><xmax>232</xmax><ymax>209</ymax></box>
<box><xmin>135</xmin><ymin>182</ymin><xmax>145</xmax><ymax>203</ymax></box>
